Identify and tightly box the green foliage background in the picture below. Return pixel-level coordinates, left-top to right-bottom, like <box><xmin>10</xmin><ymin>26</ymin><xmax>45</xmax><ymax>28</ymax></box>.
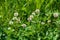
<box><xmin>0</xmin><ymin>0</ymin><xmax>60</xmax><ymax>40</ymax></box>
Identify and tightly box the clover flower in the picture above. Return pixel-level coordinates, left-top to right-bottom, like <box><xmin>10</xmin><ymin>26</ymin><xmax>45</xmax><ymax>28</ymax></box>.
<box><xmin>32</xmin><ymin>12</ymin><xmax>36</xmax><ymax>16</ymax></box>
<box><xmin>21</xmin><ymin>24</ymin><xmax>27</xmax><ymax>28</ymax></box>
<box><xmin>41</xmin><ymin>22</ymin><xmax>45</xmax><ymax>25</ymax></box>
<box><xmin>29</xmin><ymin>15</ymin><xmax>34</xmax><ymax>18</ymax></box>
<box><xmin>27</xmin><ymin>15</ymin><xmax>34</xmax><ymax>22</ymax></box>
<box><xmin>16</xmin><ymin>17</ymin><xmax>21</xmax><ymax>23</ymax></box>
<box><xmin>47</xmin><ymin>20</ymin><xmax>51</xmax><ymax>23</ymax></box>
<box><xmin>53</xmin><ymin>12</ymin><xmax>59</xmax><ymax>18</ymax></box>
<box><xmin>9</xmin><ymin>21</ymin><xmax>13</xmax><ymax>25</ymax></box>
<box><xmin>27</xmin><ymin>17</ymin><xmax>32</xmax><ymax>22</ymax></box>
<box><xmin>17</xmin><ymin>17</ymin><xmax>20</xmax><ymax>21</ymax></box>
<box><xmin>14</xmin><ymin>12</ymin><xmax>18</xmax><ymax>17</ymax></box>
<box><xmin>35</xmin><ymin>9</ymin><xmax>40</xmax><ymax>13</ymax></box>
<box><xmin>12</xmin><ymin>17</ymin><xmax>17</xmax><ymax>20</ymax></box>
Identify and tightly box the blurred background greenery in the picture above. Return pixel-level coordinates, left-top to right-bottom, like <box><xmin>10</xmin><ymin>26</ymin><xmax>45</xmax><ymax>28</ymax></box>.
<box><xmin>0</xmin><ymin>0</ymin><xmax>60</xmax><ymax>40</ymax></box>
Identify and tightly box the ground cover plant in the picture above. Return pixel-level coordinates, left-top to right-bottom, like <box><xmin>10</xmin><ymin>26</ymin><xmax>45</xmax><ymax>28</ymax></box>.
<box><xmin>0</xmin><ymin>0</ymin><xmax>60</xmax><ymax>40</ymax></box>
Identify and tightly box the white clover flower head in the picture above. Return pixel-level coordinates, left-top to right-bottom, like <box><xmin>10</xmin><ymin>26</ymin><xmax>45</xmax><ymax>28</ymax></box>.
<box><xmin>8</xmin><ymin>27</ymin><xmax>11</xmax><ymax>30</ymax></box>
<box><xmin>47</xmin><ymin>20</ymin><xmax>51</xmax><ymax>23</ymax></box>
<box><xmin>53</xmin><ymin>12</ymin><xmax>59</xmax><ymax>18</ymax></box>
<box><xmin>27</xmin><ymin>14</ymin><xmax>34</xmax><ymax>22</ymax></box>
<box><xmin>12</xmin><ymin>17</ymin><xmax>17</xmax><ymax>20</ymax></box>
<box><xmin>14</xmin><ymin>12</ymin><xmax>18</xmax><ymax>17</ymax></box>
<box><xmin>29</xmin><ymin>15</ymin><xmax>34</xmax><ymax>18</ymax></box>
<box><xmin>27</xmin><ymin>17</ymin><xmax>32</xmax><ymax>22</ymax></box>
<box><xmin>16</xmin><ymin>17</ymin><xmax>21</xmax><ymax>23</ymax></box>
<box><xmin>32</xmin><ymin>12</ymin><xmax>35</xmax><ymax>16</ymax></box>
<box><xmin>41</xmin><ymin>22</ymin><xmax>45</xmax><ymax>25</ymax></box>
<box><xmin>35</xmin><ymin>9</ymin><xmax>40</xmax><ymax>13</ymax></box>
<box><xmin>9</xmin><ymin>21</ymin><xmax>13</xmax><ymax>25</ymax></box>
<box><xmin>21</xmin><ymin>24</ymin><xmax>27</xmax><ymax>28</ymax></box>
<box><xmin>17</xmin><ymin>17</ymin><xmax>20</xmax><ymax>21</ymax></box>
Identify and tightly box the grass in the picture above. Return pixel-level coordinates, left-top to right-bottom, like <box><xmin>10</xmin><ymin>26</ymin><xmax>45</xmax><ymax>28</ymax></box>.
<box><xmin>0</xmin><ymin>0</ymin><xmax>60</xmax><ymax>40</ymax></box>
